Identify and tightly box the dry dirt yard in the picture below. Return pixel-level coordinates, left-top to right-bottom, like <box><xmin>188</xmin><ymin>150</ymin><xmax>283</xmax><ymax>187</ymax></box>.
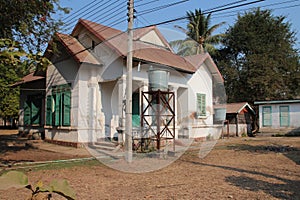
<box><xmin>0</xmin><ymin>130</ymin><xmax>299</xmax><ymax>200</ymax></box>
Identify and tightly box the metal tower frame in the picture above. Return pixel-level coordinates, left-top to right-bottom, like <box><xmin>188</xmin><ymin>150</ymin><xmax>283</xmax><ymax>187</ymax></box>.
<box><xmin>138</xmin><ymin>90</ymin><xmax>175</xmax><ymax>151</ymax></box>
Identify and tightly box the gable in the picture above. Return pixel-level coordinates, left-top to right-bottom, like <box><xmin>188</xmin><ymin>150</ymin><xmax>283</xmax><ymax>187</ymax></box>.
<box><xmin>139</xmin><ymin>30</ymin><xmax>166</xmax><ymax>48</ymax></box>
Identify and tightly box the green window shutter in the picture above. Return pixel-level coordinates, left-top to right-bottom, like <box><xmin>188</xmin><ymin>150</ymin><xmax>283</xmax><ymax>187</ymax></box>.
<box><xmin>197</xmin><ymin>93</ymin><xmax>206</xmax><ymax>117</ymax></box>
<box><xmin>62</xmin><ymin>91</ymin><xmax>71</xmax><ymax>126</ymax></box>
<box><xmin>54</xmin><ymin>94</ymin><xmax>61</xmax><ymax>126</ymax></box>
<box><xmin>46</xmin><ymin>96</ymin><xmax>52</xmax><ymax>126</ymax></box>
<box><xmin>24</xmin><ymin>101</ymin><xmax>31</xmax><ymax>125</ymax></box>
<box><xmin>31</xmin><ymin>98</ymin><xmax>41</xmax><ymax>125</ymax></box>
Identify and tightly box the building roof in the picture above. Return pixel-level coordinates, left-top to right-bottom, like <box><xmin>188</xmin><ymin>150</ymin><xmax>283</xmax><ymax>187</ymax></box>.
<box><xmin>254</xmin><ymin>99</ymin><xmax>300</xmax><ymax>105</ymax></box>
<box><xmin>55</xmin><ymin>33</ymin><xmax>101</xmax><ymax>65</ymax></box>
<box><xmin>184</xmin><ymin>53</ymin><xmax>224</xmax><ymax>82</ymax></box>
<box><xmin>68</xmin><ymin>19</ymin><xmax>208</xmax><ymax>73</ymax></box>
<box><xmin>226</xmin><ymin>102</ymin><xmax>255</xmax><ymax>114</ymax></box>
<box><xmin>12</xmin><ymin>72</ymin><xmax>45</xmax><ymax>87</ymax></box>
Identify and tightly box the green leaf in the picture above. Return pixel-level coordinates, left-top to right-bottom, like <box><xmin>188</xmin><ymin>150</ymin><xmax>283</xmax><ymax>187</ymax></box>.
<box><xmin>49</xmin><ymin>179</ymin><xmax>76</xmax><ymax>200</ymax></box>
<box><xmin>0</xmin><ymin>171</ymin><xmax>28</xmax><ymax>190</ymax></box>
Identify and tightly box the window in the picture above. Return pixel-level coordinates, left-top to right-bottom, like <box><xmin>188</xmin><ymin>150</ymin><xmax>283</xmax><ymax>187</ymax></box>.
<box><xmin>46</xmin><ymin>84</ymin><xmax>71</xmax><ymax>126</ymax></box>
<box><xmin>196</xmin><ymin>93</ymin><xmax>206</xmax><ymax>117</ymax></box>
<box><xmin>262</xmin><ymin>106</ymin><xmax>272</xmax><ymax>127</ymax></box>
<box><xmin>24</xmin><ymin>95</ymin><xmax>42</xmax><ymax>125</ymax></box>
<box><xmin>91</xmin><ymin>40</ymin><xmax>96</xmax><ymax>50</ymax></box>
<box><xmin>279</xmin><ymin>106</ymin><xmax>289</xmax><ymax>127</ymax></box>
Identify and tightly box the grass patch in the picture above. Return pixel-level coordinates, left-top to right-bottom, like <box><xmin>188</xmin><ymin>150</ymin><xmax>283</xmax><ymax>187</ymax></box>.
<box><xmin>1</xmin><ymin>158</ymin><xmax>102</xmax><ymax>174</ymax></box>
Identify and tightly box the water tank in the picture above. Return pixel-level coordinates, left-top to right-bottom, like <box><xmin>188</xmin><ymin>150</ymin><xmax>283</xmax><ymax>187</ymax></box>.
<box><xmin>148</xmin><ymin>68</ymin><xmax>169</xmax><ymax>91</ymax></box>
<box><xmin>214</xmin><ymin>108</ymin><xmax>226</xmax><ymax>122</ymax></box>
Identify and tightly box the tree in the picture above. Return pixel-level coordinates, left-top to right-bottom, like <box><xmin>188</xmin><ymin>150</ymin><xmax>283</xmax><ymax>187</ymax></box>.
<box><xmin>0</xmin><ymin>0</ymin><xmax>68</xmax><ymax>124</ymax></box>
<box><xmin>0</xmin><ymin>0</ymin><xmax>69</xmax><ymax>53</ymax></box>
<box><xmin>0</xmin><ymin>39</ymin><xmax>27</xmax><ymax>124</ymax></box>
<box><xmin>216</xmin><ymin>8</ymin><xmax>300</xmax><ymax>103</ymax></box>
<box><xmin>170</xmin><ymin>9</ymin><xmax>225</xmax><ymax>56</ymax></box>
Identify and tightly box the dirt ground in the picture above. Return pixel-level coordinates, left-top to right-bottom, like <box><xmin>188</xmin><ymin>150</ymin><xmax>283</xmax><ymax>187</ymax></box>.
<box><xmin>0</xmin><ymin>130</ymin><xmax>299</xmax><ymax>200</ymax></box>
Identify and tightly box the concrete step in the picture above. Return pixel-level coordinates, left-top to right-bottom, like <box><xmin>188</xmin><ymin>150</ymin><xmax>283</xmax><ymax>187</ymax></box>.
<box><xmin>91</xmin><ymin>140</ymin><xmax>121</xmax><ymax>152</ymax></box>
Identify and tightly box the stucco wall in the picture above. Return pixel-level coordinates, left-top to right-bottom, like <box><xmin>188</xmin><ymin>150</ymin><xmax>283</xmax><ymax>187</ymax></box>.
<box><xmin>187</xmin><ymin>63</ymin><xmax>213</xmax><ymax>125</ymax></box>
<box><xmin>259</xmin><ymin>103</ymin><xmax>300</xmax><ymax>129</ymax></box>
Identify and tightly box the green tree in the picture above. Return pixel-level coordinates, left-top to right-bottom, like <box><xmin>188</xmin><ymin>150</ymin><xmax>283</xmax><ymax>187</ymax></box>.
<box><xmin>0</xmin><ymin>0</ymin><xmax>68</xmax><ymax>124</ymax></box>
<box><xmin>170</xmin><ymin>9</ymin><xmax>225</xmax><ymax>56</ymax></box>
<box><xmin>0</xmin><ymin>0</ymin><xmax>69</xmax><ymax>53</ymax></box>
<box><xmin>0</xmin><ymin>39</ymin><xmax>27</xmax><ymax>124</ymax></box>
<box><xmin>216</xmin><ymin>9</ymin><xmax>300</xmax><ymax>103</ymax></box>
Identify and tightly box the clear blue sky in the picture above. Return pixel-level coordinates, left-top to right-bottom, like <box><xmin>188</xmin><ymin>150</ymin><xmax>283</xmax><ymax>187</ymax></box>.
<box><xmin>59</xmin><ymin>0</ymin><xmax>300</xmax><ymax>49</ymax></box>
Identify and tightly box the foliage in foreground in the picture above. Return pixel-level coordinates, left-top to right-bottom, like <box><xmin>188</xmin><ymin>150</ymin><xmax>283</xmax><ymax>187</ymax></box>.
<box><xmin>0</xmin><ymin>171</ymin><xmax>76</xmax><ymax>200</ymax></box>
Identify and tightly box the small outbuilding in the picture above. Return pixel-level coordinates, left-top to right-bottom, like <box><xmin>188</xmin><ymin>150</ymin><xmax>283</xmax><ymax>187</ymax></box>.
<box><xmin>224</xmin><ymin>102</ymin><xmax>256</xmax><ymax>137</ymax></box>
<box><xmin>254</xmin><ymin>99</ymin><xmax>300</xmax><ymax>131</ymax></box>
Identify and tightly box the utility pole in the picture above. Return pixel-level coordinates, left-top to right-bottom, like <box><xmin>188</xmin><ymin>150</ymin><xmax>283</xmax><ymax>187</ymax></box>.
<box><xmin>125</xmin><ymin>0</ymin><xmax>134</xmax><ymax>163</ymax></box>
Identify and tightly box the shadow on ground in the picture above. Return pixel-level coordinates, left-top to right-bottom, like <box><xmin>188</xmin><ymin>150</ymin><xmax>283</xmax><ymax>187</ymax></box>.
<box><xmin>182</xmin><ymin>160</ymin><xmax>300</xmax><ymax>200</ymax></box>
<box><xmin>225</xmin><ymin>143</ymin><xmax>300</xmax><ymax>165</ymax></box>
<box><xmin>286</xmin><ymin>127</ymin><xmax>300</xmax><ymax>136</ymax></box>
<box><xmin>0</xmin><ymin>134</ymin><xmax>36</xmax><ymax>165</ymax></box>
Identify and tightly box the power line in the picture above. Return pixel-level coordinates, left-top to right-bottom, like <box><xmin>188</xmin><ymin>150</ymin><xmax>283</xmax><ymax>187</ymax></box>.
<box><xmin>213</xmin><ymin>0</ymin><xmax>300</xmax><ymax>16</ymax></box>
<box><xmin>63</xmin><ymin>0</ymin><xmax>127</xmax><ymax>31</ymax></box>
<box><xmin>135</xmin><ymin>0</ymin><xmax>160</xmax><ymax>8</ymax></box>
<box><xmin>204</xmin><ymin>0</ymin><xmax>248</xmax><ymax>13</ymax></box>
<box><xmin>136</xmin><ymin>0</ymin><xmax>265</xmax><ymax>28</ymax></box>
<box><xmin>62</xmin><ymin>0</ymin><xmax>99</xmax><ymax>21</ymax></box>
<box><xmin>137</xmin><ymin>0</ymin><xmax>189</xmax><ymax>16</ymax></box>
<box><xmin>52</xmin><ymin>0</ymin><xmax>297</xmax><ymax>67</ymax></box>
<box><xmin>211</xmin><ymin>0</ymin><xmax>300</xmax><ymax>19</ymax></box>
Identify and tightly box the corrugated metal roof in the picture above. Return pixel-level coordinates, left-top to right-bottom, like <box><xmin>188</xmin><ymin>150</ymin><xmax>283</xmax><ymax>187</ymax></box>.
<box><xmin>56</xmin><ymin>33</ymin><xmax>100</xmax><ymax>65</ymax></box>
<box><xmin>12</xmin><ymin>72</ymin><xmax>45</xmax><ymax>87</ymax></box>
<box><xmin>73</xmin><ymin>19</ymin><xmax>197</xmax><ymax>73</ymax></box>
<box><xmin>184</xmin><ymin>53</ymin><xmax>224</xmax><ymax>82</ymax></box>
<box><xmin>254</xmin><ymin>100</ymin><xmax>300</xmax><ymax>105</ymax></box>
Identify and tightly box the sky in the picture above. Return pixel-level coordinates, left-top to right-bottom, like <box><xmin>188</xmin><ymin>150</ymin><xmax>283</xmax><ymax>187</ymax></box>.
<box><xmin>58</xmin><ymin>0</ymin><xmax>300</xmax><ymax>49</ymax></box>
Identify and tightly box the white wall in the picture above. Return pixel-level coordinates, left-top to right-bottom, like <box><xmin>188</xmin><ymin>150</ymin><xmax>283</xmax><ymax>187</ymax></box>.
<box><xmin>187</xmin><ymin>64</ymin><xmax>213</xmax><ymax>125</ymax></box>
<box><xmin>259</xmin><ymin>103</ymin><xmax>300</xmax><ymax>129</ymax></box>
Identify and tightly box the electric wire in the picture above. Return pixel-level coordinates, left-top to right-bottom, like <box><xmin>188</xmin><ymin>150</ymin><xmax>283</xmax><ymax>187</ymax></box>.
<box><xmin>62</xmin><ymin>0</ymin><xmax>99</xmax><ymax>21</ymax></box>
<box><xmin>63</xmin><ymin>0</ymin><xmax>127</xmax><ymax>30</ymax></box>
<box><xmin>137</xmin><ymin>0</ymin><xmax>189</xmax><ymax>16</ymax></box>
<box><xmin>212</xmin><ymin>0</ymin><xmax>300</xmax><ymax>17</ymax></box>
<box><xmin>204</xmin><ymin>0</ymin><xmax>248</xmax><ymax>13</ymax></box>
<box><xmin>50</xmin><ymin>0</ymin><xmax>299</xmax><ymax>67</ymax></box>
<box><xmin>135</xmin><ymin>0</ymin><xmax>160</xmax><ymax>8</ymax></box>
<box><xmin>136</xmin><ymin>0</ymin><xmax>266</xmax><ymax>28</ymax></box>
<box><xmin>52</xmin><ymin>0</ymin><xmax>267</xmax><ymax>66</ymax></box>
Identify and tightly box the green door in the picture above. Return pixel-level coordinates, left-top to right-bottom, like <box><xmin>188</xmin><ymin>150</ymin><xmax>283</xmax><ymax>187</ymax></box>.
<box><xmin>132</xmin><ymin>92</ymin><xmax>140</xmax><ymax>127</ymax></box>
<box><xmin>262</xmin><ymin>106</ymin><xmax>272</xmax><ymax>127</ymax></box>
<box><xmin>280</xmin><ymin>106</ymin><xmax>289</xmax><ymax>127</ymax></box>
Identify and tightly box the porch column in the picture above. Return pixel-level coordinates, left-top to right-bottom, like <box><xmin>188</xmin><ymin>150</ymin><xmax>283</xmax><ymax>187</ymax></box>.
<box><xmin>87</xmin><ymin>81</ymin><xmax>97</xmax><ymax>143</ymax></box>
<box><xmin>117</xmin><ymin>75</ymin><xmax>126</xmax><ymax>143</ymax></box>
<box><xmin>170</xmin><ymin>86</ymin><xmax>178</xmax><ymax>139</ymax></box>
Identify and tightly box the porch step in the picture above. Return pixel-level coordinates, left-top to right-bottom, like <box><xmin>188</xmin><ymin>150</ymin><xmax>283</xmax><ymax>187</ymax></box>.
<box><xmin>93</xmin><ymin>141</ymin><xmax>119</xmax><ymax>152</ymax></box>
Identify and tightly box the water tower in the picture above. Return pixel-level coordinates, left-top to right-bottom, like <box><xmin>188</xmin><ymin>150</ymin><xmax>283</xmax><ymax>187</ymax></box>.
<box><xmin>139</xmin><ymin>67</ymin><xmax>176</xmax><ymax>151</ymax></box>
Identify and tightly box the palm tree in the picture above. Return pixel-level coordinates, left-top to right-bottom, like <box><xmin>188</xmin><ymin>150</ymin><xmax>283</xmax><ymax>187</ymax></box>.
<box><xmin>170</xmin><ymin>9</ymin><xmax>225</xmax><ymax>56</ymax></box>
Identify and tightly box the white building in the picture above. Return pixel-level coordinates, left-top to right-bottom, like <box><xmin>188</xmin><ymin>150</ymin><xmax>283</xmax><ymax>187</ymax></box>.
<box><xmin>17</xmin><ymin>19</ymin><xmax>224</xmax><ymax>146</ymax></box>
<box><xmin>254</xmin><ymin>100</ymin><xmax>300</xmax><ymax>130</ymax></box>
